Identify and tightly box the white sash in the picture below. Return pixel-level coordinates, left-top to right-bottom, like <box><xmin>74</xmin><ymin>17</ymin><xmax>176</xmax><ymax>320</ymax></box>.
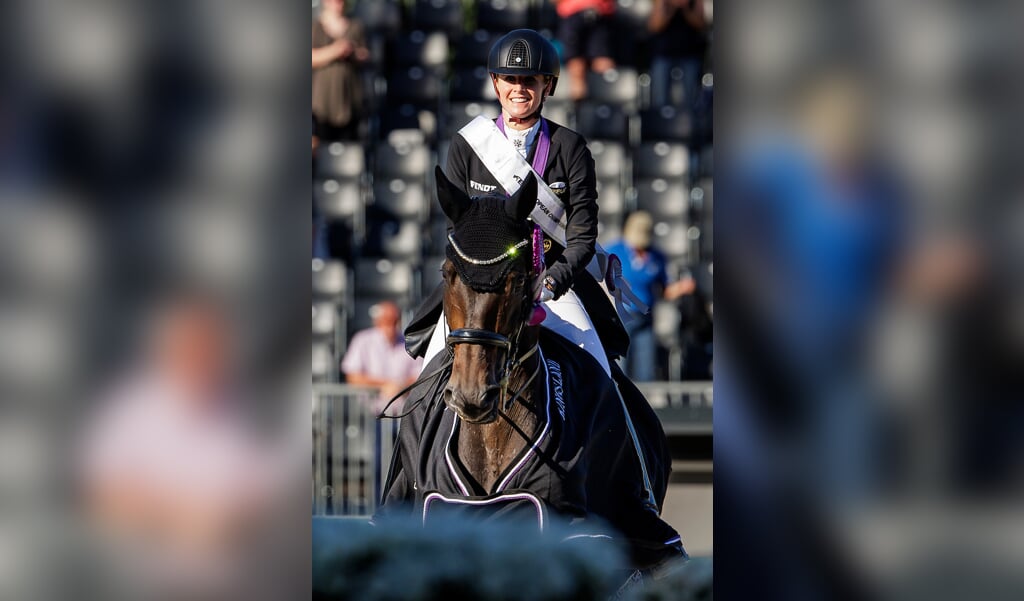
<box><xmin>458</xmin><ymin>116</ymin><xmax>648</xmax><ymax>322</ymax></box>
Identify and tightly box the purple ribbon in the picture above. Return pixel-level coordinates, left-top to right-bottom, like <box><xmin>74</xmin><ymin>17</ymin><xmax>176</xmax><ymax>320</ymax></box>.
<box><xmin>496</xmin><ymin>117</ymin><xmax>551</xmax><ymax>175</ymax></box>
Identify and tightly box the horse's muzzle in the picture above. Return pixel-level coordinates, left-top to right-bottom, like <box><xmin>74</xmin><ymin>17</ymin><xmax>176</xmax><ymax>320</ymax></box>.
<box><xmin>443</xmin><ymin>384</ymin><xmax>501</xmax><ymax>424</ymax></box>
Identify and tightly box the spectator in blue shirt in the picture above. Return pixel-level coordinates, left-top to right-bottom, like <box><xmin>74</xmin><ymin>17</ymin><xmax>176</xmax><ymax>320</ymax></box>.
<box><xmin>606</xmin><ymin>211</ymin><xmax>695</xmax><ymax>380</ymax></box>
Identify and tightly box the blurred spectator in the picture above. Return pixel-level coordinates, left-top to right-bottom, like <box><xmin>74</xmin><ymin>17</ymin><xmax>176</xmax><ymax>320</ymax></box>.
<box><xmin>725</xmin><ymin>69</ymin><xmax>913</xmax><ymax>506</ymax></box>
<box><xmin>555</xmin><ymin>0</ymin><xmax>617</xmax><ymax>100</ymax></box>
<box><xmin>341</xmin><ymin>301</ymin><xmax>422</xmax><ymax>414</ymax></box>
<box><xmin>78</xmin><ymin>296</ymin><xmax>299</xmax><ymax>600</ymax></box>
<box><xmin>605</xmin><ymin>211</ymin><xmax>696</xmax><ymax>381</ymax></box>
<box><xmin>648</xmin><ymin>0</ymin><xmax>708</xmax><ymax>112</ymax></box>
<box><xmin>312</xmin><ymin>0</ymin><xmax>369</xmax><ymax>141</ymax></box>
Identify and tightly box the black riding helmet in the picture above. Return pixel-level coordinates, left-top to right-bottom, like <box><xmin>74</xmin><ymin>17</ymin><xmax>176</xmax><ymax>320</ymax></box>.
<box><xmin>487</xmin><ymin>29</ymin><xmax>560</xmax><ymax>99</ymax></box>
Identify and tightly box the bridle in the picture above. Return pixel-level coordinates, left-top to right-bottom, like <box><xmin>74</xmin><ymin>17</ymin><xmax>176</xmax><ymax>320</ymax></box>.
<box><xmin>445</xmin><ymin>224</ymin><xmax>545</xmax><ymax>411</ymax></box>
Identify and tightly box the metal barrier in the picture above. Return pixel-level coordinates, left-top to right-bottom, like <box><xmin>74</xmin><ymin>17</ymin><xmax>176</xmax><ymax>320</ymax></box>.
<box><xmin>312</xmin><ymin>384</ymin><xmax>400</xmax><ymax>516</ymax></box>
<box><xmin>635</xmin><ymin>381</ymin><xmax>713</xmax><ymax>409</ymax></box>
<box><xmin>312</xmin><ymin>380</ymin><xmax>713</xmax><ymax>516</ymax></box>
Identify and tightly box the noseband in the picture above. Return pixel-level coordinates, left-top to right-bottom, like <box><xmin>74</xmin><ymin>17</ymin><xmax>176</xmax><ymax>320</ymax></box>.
<box><xmin>445</xmin><ymin>224</ymin><xmax>545</xmax><ymax>410</ymax></box>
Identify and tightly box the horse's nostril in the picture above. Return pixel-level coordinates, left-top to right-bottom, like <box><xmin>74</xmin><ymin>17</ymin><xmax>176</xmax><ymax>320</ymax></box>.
<box><xmin>480</xmin><ymin>385</ymin><xmax>502</xmax><ymax>404</ymax></box>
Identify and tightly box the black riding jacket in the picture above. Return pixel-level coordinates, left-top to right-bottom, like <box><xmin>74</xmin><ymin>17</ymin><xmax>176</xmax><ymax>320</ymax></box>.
<box><xmin>405</xmin><ymin>118</ymin><xmax>628</xmax><ymax>360</ymax></box>
<box><xmin>444</xmin><ymin>118</ymin><xmax>599</xmax><ymax>296</ymax></box>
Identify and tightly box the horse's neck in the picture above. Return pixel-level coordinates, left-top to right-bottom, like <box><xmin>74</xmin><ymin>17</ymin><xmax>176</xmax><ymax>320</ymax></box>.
<box><xmin>456</xmin><ymin>360</ymin><xmax>543</xmax><ymax>494</ymax></box>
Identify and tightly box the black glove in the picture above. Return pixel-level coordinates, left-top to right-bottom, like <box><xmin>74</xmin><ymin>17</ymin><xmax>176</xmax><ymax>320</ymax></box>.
<box><xmin>542</xmin><ymin>264</ymin><xmax>573</xmax><ymax>300</ymax></box>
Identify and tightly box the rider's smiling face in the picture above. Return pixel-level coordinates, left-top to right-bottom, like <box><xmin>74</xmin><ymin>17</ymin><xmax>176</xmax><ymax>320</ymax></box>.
<box><xmin>494</xmin><ymin>74</ymin><xmax>547</xmax><ymax>126</ymax></box>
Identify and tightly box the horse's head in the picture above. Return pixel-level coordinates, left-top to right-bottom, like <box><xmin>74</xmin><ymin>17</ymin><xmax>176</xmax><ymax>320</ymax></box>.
<box><xmin>435</xmin><ymin>166</ymin><xmax>541</xmax><ymax>423</ymax></box>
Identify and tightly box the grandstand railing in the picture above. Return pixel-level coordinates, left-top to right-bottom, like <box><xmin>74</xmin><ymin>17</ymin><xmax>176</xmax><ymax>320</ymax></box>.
<box><xmin>312</xmin><ymin>380</ymin><xmax>713</xmax><ymax>516</ymax></box>
<box><xmin>312</xmin><ymin>384</ymin><xmax>401</xmax><ymax>516</ymax></box>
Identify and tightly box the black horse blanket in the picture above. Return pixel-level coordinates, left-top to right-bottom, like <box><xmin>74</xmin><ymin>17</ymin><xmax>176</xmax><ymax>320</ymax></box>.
<box><xmin>375</xmin><ymin>330</ymin><xmax>686</xmax><ymax>568</ymax></box>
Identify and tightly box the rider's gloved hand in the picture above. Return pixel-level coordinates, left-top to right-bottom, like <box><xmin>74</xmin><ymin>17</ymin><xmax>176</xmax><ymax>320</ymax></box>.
<box><xmin>535</xmin><ymin>265</ymin><xmax>572</xmax><ymax>301</ymax></box>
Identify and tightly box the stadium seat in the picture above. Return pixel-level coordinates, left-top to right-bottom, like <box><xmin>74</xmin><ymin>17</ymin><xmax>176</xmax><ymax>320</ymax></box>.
<box><xmin>420</xmin><ymin>255</ymin><xmax>447</xmax><ymax>297</ymax></box>
<box><xmin>699</xmin><ymin>219</ymin><xmax>712</xmax><ymax>263</ymax></box>
<box><xmin>597</xmin><ymin>221</ymin><xmax>623</xmax><ymax>246</ymax></box>
<box><xmin>312</xmin><ymin>258</ymin><xmax>347</xmax><ymax>302</ymax></box>
<box><xmin>613</xmin><ymin>0</ymin><xmax>654</xmax><ymax>66</ymax></box>
<box><xmin>635</xmin><ymin>178</ymin><xmax>689</xmax><ymax>222</ymax></box>
<box><xmin>450</xmin><ymin>66</ymin><xmax>493</xmax><ymax>101</ymax></box>
<box><xmin>651</xmin><ymin>218</ymin><xmax>691</xmax><ymax>261</ymax></box>
<box><xmin>694</xmin><ymin>177</ymin><xmax>712</xmax><ymax>216</ymax></box>
<box><xmin>633</xmin><ymin>142</ymin><xmax>689</xmax><ymax>180</ymax></box>
<box><xmin>699</xmin><ymin>145</ymin><xmax>713</xmax><ymax>177</ymax></box>
<box><xmin>574</xmin><ymin>102</ymin><xmax>629</xmax><ymax>142</ymax></box>
<box><xmin>541</xmin><ymin>98</ymin><xmax>572</xmax><ymax>128</ymax></box>
<box><xmin>374</xmin><ymin>139</ymin><xmax>431</xmax><ymax>180</ymax></box>
<box><xmin>377</xmin><ymin>104</ymin><xmax>437</xmax><ymax>142</ymax></box>
<box><xmin>444</xmin><ymin>102</ymin><xmax>501</xmax><ymax>138</ymax></box>
<box><xmin>312</xmin><ymin>302</ymin><xmax>340</xmax><ymax>340</ymax></box>
<box><xmin>652</xmin><ymin>299</ymin><xmax>681</xmax><ymax>349</ymax></box>
<box><xmin>640</xmin><ymin>106</ymin><xmax>693</xmax><ymax>143</ymax></box>
<box><xmin>392</xmin><ymin>30</ymin><xmax>449</xmax><ymax>69</ymax></box>
<box><xmin>584</xmin><ymin>68</ymin><xmax>639</xmax><ymax>108</ymax></box>
<box><xmin>437</xmin><ymin>139</ymin><xmax>451</xmax><ymax>171</ymax></box>
<box><xmin>427</xmin><ymin>214</ymin><xmax>451</xmax><ymax>255</ymax></box>
<box><xmin>476</xmin><ymin>0</ymin><xmax>530</xmax><ymax>32</ymax></box>
<box><xmin>588</xmin><ymin>141</ymin><xmax>627</xmax><ymax>182</ymax></box>
<box><xmin>312</xmin><ymin>341</ymin><xmax>335</xmax><ymax>383</ymax></box>
<box><xmin>371</xmin><ymin>179</ymin><xmax>429</xmax><ymax>221</ymax></box>
<box><xmin>410</xmin><ymin>0</ymin><xmax>464</xmax><ymax>39</ymax></box>
<box><xmin>596</xmin><ymin>178</ymin><xmax>626</xmax><ymax>223</ymax></box>
<box><xmin>386</xmin><ymin>66</ymin><xmax>443</xmax><ymax>106</ymax></box>
<box><xmin>617</xmin><ymin>0</ymin><xmax>654</xmax><ymax>31</ymax></box>
<box><xmin>314</xmin><ymin>178</ymin><xmax>363</xmax><ymax>223</ymax></box>
<box><xmin>454</xmin><ymin>30</ymin><xmax>499</xmax><ymax>66</ymax></box>
<box><xmin>353</xmin><ymin>258</ymin><xmax>415</xmax><ymax>298</ymax></box>
<box><xmin>378</xmin><ymin>220</ymin><xmax>423</xmax><ymax>261</ymax></box>
<box><xmin>351</xmin><ymin>1</ymin><xmax>401</xmax><ymax>39</ymax></box>
<box><xmin>314</xmin><ymin>141</ymin><xmax>365</xmax><ymax>180</ymax></box>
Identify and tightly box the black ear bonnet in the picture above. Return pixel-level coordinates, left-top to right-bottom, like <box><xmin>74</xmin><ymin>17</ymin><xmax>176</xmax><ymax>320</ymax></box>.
<box><xmin>445</xmin><ymin>197</ymin><xmax>534</xmax><ymax>292</ymax></box>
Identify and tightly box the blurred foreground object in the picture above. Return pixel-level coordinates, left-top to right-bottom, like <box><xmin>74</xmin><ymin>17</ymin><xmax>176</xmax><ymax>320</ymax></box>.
<box><xmin>313</xmin><ymin>515</ymin><xmax>712</xmax><ymax>601</ymax></box>
<box><xmin>78</xmin><ymin>297</ymin><xmax>304</xmax><ymax>600</ymax></box>
<box><xmin>718</xmin><ymin>0</ymin><xmax>1023</xmax><ymax>599</ymax></box>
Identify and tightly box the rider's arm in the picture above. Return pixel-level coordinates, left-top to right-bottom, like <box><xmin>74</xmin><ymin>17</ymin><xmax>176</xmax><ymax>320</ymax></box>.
<box><xmin>545</xmin><ymin>137</ymin><xmax>599</xmax><ymax>298</ymax></box>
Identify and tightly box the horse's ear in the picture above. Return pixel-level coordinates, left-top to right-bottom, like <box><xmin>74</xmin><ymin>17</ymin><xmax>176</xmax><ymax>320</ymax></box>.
<box><xmin>509</xmin><ymin>172</ymin><xmax>537</xmax><ymax>222</ymax></box>
<box><xmin>435</xmin><ymin>165</ymin><xmax>471</xmax><ymax>222</ymax></box>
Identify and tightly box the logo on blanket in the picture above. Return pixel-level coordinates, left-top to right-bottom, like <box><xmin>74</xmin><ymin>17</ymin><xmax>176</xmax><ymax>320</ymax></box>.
<box><xmin>546</xmin><ymin>359</ymin><xmax>566</xmax><ymax>421</ymax></box>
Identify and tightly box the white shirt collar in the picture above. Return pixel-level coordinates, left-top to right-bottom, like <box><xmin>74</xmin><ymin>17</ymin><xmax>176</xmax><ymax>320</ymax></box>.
<box><xmin>504</xmin><ymin>118</ymin><xmax>542</xmax><ymax>158</ymax></box>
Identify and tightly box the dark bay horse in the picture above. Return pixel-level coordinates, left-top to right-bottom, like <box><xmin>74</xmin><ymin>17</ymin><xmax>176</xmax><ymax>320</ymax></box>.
<box><xmin>377</xmin><ymin>167</ymin><xmax>685</xmax><ymax>571</ymax></box>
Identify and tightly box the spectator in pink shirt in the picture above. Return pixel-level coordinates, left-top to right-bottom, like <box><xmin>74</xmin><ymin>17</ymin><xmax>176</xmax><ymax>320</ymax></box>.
<box><xmin>341</xmin><ymin>301</ymin><xmax>422</xmax><ymax>414</ymax></box>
